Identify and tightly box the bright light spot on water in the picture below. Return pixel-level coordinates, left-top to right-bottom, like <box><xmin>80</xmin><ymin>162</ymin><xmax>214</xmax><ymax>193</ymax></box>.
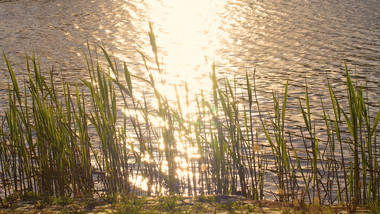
<box><xmin>130</xmin><ymin>175</ymin><xmax>148</xmax><ymax>191</ymax></box>
<box><xmin>176</xmin><ymin>168</ymin><xmax>193</xmax><ymax>179</ymax></box>
<box><xmin>109</xmin><ymin>70</ymin><xmax>117</xmax><ymax>79</ymax></box>
<box><xmin>159</xmin><ymin>138</ymin><xmax>165</xmax><ymax>150</ymax></box>
<box><xmin>115</xmin><ymin>0</ymin><xmax>230</xmax><ymax>194</ymax></box>
<box><xmin>161</xmin><ymin>160</ymin><xmax>168</xmax><ymax>174</ymax></box>
<box><xmin>141</xmin><ymin>154</ymin><xmax>152</xmax><ymax>163</ymax></box>
<box><xmin>123</xmin><ymin>108</ymin><xmax>168</xmax><ymax>128</ymax></box>
<box><xmin>141</xmin><ymin>0</ymin><xmax>227</xmax><ymax>108</ymax></box>
<box><xmin>187</xmin><ymin>147</ymin><xmax>201</xmax><ymax>159</ymax></box>
<box><xmin>130</xmin><ymin>174</ymin><xmax>163</xmax><ymax>194</ymax></box>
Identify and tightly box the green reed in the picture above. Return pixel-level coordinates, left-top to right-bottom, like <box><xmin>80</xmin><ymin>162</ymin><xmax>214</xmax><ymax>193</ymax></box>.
<box><xmin>0</xmin><ymin>28</ymin><xmax>379</xmax><ymax>209</ymax></box>
<box><xmin>339</xmin><ymin>64</ymin><xmax>380</xmax><ymax>206</ymax></box>
<box><xmin>1</xmin><ymin>52</ymin><xmax>94</xmax><ymax>199</ymax></box>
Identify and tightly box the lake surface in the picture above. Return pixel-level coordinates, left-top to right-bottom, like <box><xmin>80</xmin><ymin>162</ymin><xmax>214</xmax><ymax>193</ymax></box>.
<box><xmin>0</xmin><ymin>0</ymin><xmax>379</xmax><ymax>199</ymax></box>
<box><xmin>1</xmin><ymin>0</ymin><xmax>379</xmax><ymax>97</ymax></box>
<box><xmin>1</xmin><ymin>0</ymin><xmax>379</xmax><ymax>149</ymax></box>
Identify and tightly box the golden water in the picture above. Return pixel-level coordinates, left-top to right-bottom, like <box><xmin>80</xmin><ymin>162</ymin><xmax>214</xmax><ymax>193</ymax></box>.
<box><xmin>1</xmin><ymin>0</ymin><xmax>379</xmax><ymax>198</ymax></box>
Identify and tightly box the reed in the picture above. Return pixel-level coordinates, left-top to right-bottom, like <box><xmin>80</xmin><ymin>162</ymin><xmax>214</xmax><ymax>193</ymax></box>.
<box><xmin>1</xmin><ymin>52</ymin><xmax>94</xmax><ymax>200</ymax></box>
<box><xmin>0</xmin><ymin>29</ymin><xmax>379</xmax><ymax>210</ymax></box>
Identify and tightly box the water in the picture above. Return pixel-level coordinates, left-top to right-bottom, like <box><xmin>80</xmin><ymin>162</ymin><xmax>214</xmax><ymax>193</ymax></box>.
<box><xmin>1</xmin><ymin>0</ymin><xmax>379</xmax><ymax>113</ymax></box>
<box><xmin>1</xmin><ymin>0</ymin><xmax>379</xmax><ymax>200</ymax></box>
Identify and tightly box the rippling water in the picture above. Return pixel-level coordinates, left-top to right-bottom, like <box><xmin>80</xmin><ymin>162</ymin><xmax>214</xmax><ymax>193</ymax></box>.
<box><xmin>1</xmin><ymin>0</ymin><xmax>379</xmax><ymax>199</ymax></box>
<box><xmin>1</xmin><ymin>0</ymin><xmax>379</xmax><ymax>108</ymax></box>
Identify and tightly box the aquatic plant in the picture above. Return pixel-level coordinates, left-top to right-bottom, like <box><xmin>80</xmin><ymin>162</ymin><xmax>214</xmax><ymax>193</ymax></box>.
<box><xmin>0</xmin><ymin>28</ymin><xmax>379</xmax><ymax>210</ymax></box>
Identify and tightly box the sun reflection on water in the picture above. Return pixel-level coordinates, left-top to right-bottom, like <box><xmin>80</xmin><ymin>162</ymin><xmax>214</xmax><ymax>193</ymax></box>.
<box><xmin>144</xmin><ymin>0</ymin><xmax>228</xmax><ymax>94</ymax></box>
<box><xmin>115</xmin><ymin>0</ymin><xmax>232</xmax><ymax>194</ymax></box>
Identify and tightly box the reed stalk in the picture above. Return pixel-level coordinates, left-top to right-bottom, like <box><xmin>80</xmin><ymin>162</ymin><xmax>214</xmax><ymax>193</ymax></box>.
<box><xmin>0</xmin><ymin>32</ymin><xmax>379</xmax><ymax>209</ymax></box>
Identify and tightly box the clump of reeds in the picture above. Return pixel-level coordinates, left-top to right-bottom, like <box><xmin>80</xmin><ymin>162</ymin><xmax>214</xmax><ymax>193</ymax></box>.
<box><xmin>0</xmin><ymin>52</ymin><xmax>94</xmax><ymax>199</ymax></box>
<box><xmin>0</xmin><ymin>26</ymin><xmax>379</xmax><ymax>211</ymax></box>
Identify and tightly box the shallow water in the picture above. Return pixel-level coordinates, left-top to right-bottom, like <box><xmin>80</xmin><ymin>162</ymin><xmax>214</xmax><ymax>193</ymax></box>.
<box><xmin>0</xmin><ymin>0</ymin><xmax>379</xmax><ymax>200</ymax></box>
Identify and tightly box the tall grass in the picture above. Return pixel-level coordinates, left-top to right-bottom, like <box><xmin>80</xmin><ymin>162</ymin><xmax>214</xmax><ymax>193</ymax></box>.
<box><xmin>0</xmin><ymin>29</ymin><xmax>379</xmax><ymax>209</ymax></box>
<box><xmin>1</xmin><ymin>52</ymin><xmax>94</xmax><ymax>199</ymax></box>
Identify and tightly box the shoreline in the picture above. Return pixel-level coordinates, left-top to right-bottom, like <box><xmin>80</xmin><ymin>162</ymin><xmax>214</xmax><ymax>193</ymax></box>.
<box><xmin>0</xmin><ymin>194</ymin><xmax>372</xmax><ymax>213</ymax></box>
